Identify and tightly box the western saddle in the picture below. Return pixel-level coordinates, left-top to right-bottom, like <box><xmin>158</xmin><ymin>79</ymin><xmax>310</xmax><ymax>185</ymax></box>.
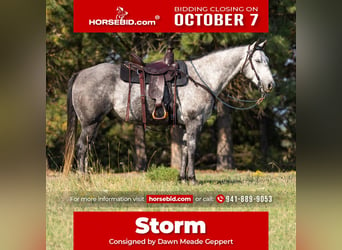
<box><xmin>120</xmin><ymin>47</ymin><xmax>188</xmax><ymax>128</ymax></box>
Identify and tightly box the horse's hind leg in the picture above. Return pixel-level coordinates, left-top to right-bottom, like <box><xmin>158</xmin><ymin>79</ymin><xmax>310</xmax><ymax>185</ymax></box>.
<box><xmin>76</xmin><ymin>123</ymin><xmax>99</xmax><ymax>173</ymax></box>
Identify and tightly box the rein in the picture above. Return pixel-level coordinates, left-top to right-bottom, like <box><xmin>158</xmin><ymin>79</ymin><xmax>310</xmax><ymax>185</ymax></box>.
<box><xmin>189</xmin><ymin>58</ymin><xmax>266</xmax><ymax>111</ymax></box>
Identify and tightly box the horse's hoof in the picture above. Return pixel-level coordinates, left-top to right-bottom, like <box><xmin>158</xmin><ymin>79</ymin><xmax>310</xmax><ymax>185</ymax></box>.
<box><xmin>189</xmin><ymin>178</ymin><xmax>198</xmax><ymax>185</ymax></box>
<box><xmin>179</xmin><ymin>177</ymin><xmax>187</xmax><ymax>184</ymax></box>
<box><xmin>75</xmin><ymin>170</ymin><xmax>91</xmax><ymax>180</ymax></box>
<box><xmin>181</xmin><ymin>179</ymin><xmax>188</xmax><ymax>185</ymax></box>
<box><xmin>75</xmin><ymin>170</ymin><xmax>86</xmax><ymax>176</ymax></box>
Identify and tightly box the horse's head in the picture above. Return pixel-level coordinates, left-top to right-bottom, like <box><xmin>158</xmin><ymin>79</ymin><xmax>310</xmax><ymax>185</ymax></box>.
<box><xmin>117</xmin><ymin>7</ymin><xmax>128</xmax><ymax>15</ymax></box>
<box><xmin>241</xmin><ymin>40</ymin><xmax>275</xmax><ymax>93</ymax></box>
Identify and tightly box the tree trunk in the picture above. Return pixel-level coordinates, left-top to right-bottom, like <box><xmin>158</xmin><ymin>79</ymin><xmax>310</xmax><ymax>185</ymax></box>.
<box><xmin>134</xmin><ymin>124</ymin><xmax>147</xmax><ymax>171</ymax></box>
<box><xmin>170</xmin><ymin>126</ymin><xmax>183</xmax><ymax>170</ymax></box>
<box><xmin>216</xmin><ymin>102</ymin><xmax>234</xmax><ymax>170</ymax></box>
<box><xmin>260</xmin><ymin>116</ymin><xmax>269</xmax><ymax>162</ymax></box>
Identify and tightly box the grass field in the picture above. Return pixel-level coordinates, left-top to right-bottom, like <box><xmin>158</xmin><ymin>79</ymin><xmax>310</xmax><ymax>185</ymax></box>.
<box><xmin>46</xmin><ymin>169</ymin><xmax>296</xmax><ymax>249</ymax></box>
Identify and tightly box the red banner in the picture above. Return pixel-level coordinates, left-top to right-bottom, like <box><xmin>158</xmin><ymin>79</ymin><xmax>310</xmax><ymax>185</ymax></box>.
<box><xmin>74</xmin><ymin>211</ymin><xmax>268</xmax><ymax>249</ymax></box>
<box><xmin>74</xmin><ymin>0</ymin><xmax>269</xmax><ymax>33</ymax></box>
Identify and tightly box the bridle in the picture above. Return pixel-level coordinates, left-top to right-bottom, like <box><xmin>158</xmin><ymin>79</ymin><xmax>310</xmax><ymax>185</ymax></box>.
<box><xmin>188</xmin><ymin>43</ymin><xmax>267</xmax><ymax>110</ymax></box>
<box><xmin>240</xmin><ymin>44</ymin><xmax>265</xmax><ymax>94</ymax></box>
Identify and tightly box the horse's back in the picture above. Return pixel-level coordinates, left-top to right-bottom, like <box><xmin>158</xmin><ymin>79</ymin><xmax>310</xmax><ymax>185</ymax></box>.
<box><xmin>73</xmin><ymin>63</ymin><xmax>118</xmax><ymax>91</ymax></box>
<box><xmin>72</xmin><ymin>63</ymin><xmax>118</xmax><ymax>125</ymax></box>
<box><xmin>77</xmin><ymin>63</ymin><xmax>118</xmax><ymax>82</ymax></box>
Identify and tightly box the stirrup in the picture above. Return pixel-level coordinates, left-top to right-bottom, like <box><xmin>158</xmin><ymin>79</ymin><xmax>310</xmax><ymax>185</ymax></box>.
<box><xmin>152</xmin><ymin>104</ymin><xmax>168</xmax><ymax>120</ymax></box>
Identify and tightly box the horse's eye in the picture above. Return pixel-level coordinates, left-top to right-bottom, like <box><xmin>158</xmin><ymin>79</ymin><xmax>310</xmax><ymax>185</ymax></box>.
<box><xmin>255</xmin><ymin>59</ymin><xmax>262</xmax><ymax>63</ymax></box>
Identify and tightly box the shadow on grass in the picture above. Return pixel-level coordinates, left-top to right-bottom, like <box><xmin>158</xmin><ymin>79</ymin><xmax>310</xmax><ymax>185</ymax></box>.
<box><xmin>198</xmin><ymin>179</ymin><xmax>243</xmax><ymax>185</ymax></box>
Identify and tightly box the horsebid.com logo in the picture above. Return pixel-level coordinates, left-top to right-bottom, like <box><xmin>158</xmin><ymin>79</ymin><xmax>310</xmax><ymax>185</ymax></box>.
<box><xmin>89</xmin><ymin>6</ymin><xmax>157</xmax><ymax>26</ymax></box>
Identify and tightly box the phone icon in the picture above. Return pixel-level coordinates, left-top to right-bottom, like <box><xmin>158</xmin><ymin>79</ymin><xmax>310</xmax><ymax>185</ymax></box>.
<box><xmin>216</xmin><ymin>194</ymin><xmax>225</xmax><ymax>203</ymax></box>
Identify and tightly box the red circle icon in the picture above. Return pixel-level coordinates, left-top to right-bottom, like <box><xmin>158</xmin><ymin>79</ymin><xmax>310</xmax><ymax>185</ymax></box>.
<box><xmin>216</xmin><ymin>194</ymin><xmax>225</xmax><ymax>203</ymax></box>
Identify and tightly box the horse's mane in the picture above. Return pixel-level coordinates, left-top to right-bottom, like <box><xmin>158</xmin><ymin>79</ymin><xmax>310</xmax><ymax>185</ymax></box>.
<box><xmin>185</xmin><ymin>44</ymin><xmax>246</xmax><ymax>61</ymax></box>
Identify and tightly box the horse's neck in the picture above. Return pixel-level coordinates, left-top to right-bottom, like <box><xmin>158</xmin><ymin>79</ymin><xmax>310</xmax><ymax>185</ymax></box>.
<box><xmin>190</xmin><ymin>46</ymin><xmax>246</xmax><ymax>94</ymax></box>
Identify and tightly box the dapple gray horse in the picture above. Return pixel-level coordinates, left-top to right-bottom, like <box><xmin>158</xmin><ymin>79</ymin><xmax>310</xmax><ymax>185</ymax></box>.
<box><xmin>63</xmin><ymin>40</ymin><xmax>275</xmax><ymax>183</ymax></box>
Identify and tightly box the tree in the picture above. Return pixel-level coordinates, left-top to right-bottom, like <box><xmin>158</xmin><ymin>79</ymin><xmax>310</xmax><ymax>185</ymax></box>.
<box><xmin>134</xmin><ymin>125</ymin><xmax>147</xmax><ymax>171</ymax></box>
<box><xmin>170</xmin><ymin>126</ymin><xmax>183</xmax><ymax>169</ymax></box>
<box><xmin>216</xmin><ymin>101</ymin><xmax>234</xmax><ymax>170</ymax></box>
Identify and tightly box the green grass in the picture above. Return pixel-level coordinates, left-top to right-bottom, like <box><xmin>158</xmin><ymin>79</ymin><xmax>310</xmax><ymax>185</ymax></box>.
<box><xmin>146</xmin><ymin>165</ymin><xmax>179</xmax><ymax>182</ymax></box>
<box><xmin>46</xmin><ymin>169</ymin><xmax>296</xmax><ymax>249</ymax></box>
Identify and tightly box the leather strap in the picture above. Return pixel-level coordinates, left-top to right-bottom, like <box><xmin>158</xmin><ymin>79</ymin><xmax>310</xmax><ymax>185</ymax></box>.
<box><xmin>139</xmin><ymin>71</ymin><xmax>147</xmax><ymax>129</ymax></box>
<box><xmin>240</xmin><ymin>44</ymin><xmax>251</xmax><ymax>73</ymax></box>
<box><xmin>240</xmin><ymin>44</ymin><xmax>262</xmax><ymax>87</ymax></box>
<box><xmin>173</xmin><ymin>72</ymin><xmax>177</xmax><ymax>127</ymax></box>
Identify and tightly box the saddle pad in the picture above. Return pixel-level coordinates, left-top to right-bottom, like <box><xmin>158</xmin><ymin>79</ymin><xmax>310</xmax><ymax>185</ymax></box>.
<box><xmin>120</xmin><ymin>60</ymin><xmax>188</xmax><ymax>86</ymax></box>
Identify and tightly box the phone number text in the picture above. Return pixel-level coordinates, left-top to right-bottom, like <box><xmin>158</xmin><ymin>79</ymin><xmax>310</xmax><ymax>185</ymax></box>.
<box><xmin>226</xmin><ymin>195</ymin><xmax>272</xmax><ymax>203</ymax></box>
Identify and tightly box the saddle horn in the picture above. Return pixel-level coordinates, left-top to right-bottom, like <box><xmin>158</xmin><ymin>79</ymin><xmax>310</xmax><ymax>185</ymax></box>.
<box><xmin>164</xmin><ymin>46</ymin><xmax>175</xmax><ymax>66</ymax></box>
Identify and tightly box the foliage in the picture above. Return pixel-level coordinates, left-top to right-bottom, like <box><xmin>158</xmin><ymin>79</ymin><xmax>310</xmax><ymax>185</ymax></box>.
<box><xmin>46</xmin><ymin>91</ymin><xmax>67</xmax><ymax>169</ymax></box>
<box><xmin>46</xmin><ymin>0</ymin><xmax>118</xmax><ymax>96</ymax></box>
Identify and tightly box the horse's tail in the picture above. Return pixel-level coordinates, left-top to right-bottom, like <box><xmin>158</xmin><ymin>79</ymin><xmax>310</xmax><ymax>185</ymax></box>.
<box><xmin>63</xmin><ymin>72</ymin><xmax>79</xmax><ymax>175</ymax></box>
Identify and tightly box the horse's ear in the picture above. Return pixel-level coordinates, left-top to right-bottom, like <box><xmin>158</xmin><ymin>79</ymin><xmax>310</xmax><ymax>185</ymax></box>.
<box><xmin>258</xmin><ymin>40</ymin><xmax>267</xmax><ymax>48</ymax></box>
<box><xmin>250</xmin><ymin>41</ymin><xmax>258</xmax><ymax>50</ymax></box>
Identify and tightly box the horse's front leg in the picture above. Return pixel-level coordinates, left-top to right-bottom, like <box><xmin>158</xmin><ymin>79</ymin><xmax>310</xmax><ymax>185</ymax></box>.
<box><xmin>180</xmin><ymin>131</ymin><xmax>188</xmax><ymax>183</ymax></box>
<box><xmin>186</xmin><ymin>118</ymin><xmax>202</xmax><ymax>185</ymax></box>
